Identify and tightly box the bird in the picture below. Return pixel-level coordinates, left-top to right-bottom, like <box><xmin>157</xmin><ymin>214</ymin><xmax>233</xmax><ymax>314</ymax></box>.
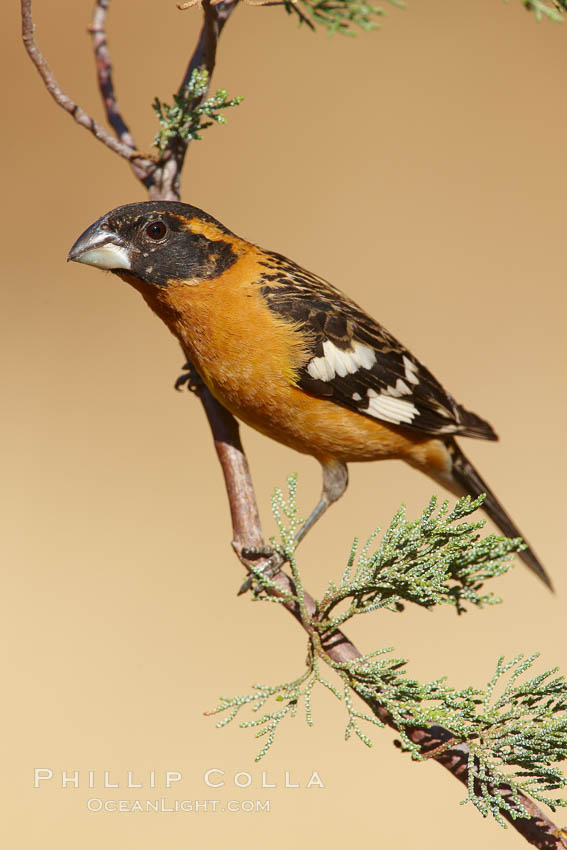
<box><xmin>68</xmin><ymin>200</ymin><xmax>550</xmax><ymax>588</ymax></box>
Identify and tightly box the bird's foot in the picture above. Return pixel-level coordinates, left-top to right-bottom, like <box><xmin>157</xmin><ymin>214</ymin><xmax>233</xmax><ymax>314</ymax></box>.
<box><xmin>237</xmin><ymin>545</ymin><xmax>284</xmax><ymax>595</ymax></box>
<box><xmin>175</xmin><ymin>361</ymin><xmax>203</xmax><ymax>393</ymax></box>
<box><xmin>241</xmin><ymin>543</ymin><xmax>275</xmax><ymax>560</ymax></box>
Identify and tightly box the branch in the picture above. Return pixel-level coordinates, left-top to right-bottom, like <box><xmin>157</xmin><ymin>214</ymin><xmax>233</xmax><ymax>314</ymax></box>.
<box><xmin>178</xmin><ymin>0</ymin><xmax>238</xmax><ymax>94</ymax></box>
<box><xmin>158</xmin><ymin>0</ymin><xmax>240</xmax><ymax>196</ymax></box>
<box><xmin>88</xmin><ymin>0</ymin><xmax>137</xmax><ymax>149</ymax></box>
<box><xmin>191</xmin><ymin>381</ymin><xmax>565</xmax><ymax>848</ymax></box>
<box><xmin>190</xmin><ymin>375</ymin><xmax>265</xmax><ymax>551</ymax></box>
<box><xmin>20</xmin><ymin>0</ymin><xmax>153</xmax><ymax>171</ymax></box>
<box><xmin>20</xmin><ymin>0</ymin><xmax>239</xmax><ymax>200</ymax></box>
<box><xmin>148</xmin><ymin>0</ymin><xmax>240</xmax><ymax>199</ymax></box>
<box><xmin>87</xmin><ymin>0</ymin><xmax>155</xmax><ymax>188</ymax></box>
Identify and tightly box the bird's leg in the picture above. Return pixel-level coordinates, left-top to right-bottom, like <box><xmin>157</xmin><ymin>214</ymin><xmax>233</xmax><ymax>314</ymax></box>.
<box><xmin>295</xmin><ymin>459</ymin><xmax>349</xmax><ymax>544</ymax></box>
<box><xmin>238</xmin><ymin>460</ymin><xmax>348</xmax><ymax>595</ymax></box>
<box><xmin>177</xmin><ymin>355</ymin><xmax>350</xmax><ymax>586</ymax></box>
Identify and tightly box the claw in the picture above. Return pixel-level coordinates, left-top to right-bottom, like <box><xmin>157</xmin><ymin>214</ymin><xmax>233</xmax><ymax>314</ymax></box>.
<box><xmin>238</xmin><ymin>576</ymin><xmax>255</xmax><ymax>596</ymax></box>
<box><xmin>175</xmin><ymin>361</ymin><xmax>202</xmax><ymax>393</ymax></box>
<box><xmin>238</xmin><ymin>550</ymin><xmax>284</xmax><ymax>596</ymax></box>
<box><xmin>241</xmin><ymin>544</ymin><xmax>275</xmax><ymax>560</ymax></box>
<box><xmin>174</xmin><ymin>373</ymin><xmax>190</xmax><ymax>391</ymax></box>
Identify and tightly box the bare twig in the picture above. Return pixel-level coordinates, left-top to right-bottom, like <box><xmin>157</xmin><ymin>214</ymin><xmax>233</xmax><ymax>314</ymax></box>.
<box><xmin>21</xmin><ymin>0</ymin><xmax>239</xmax><ymax>200</ymax></box>
<box><xmin>88</xmin><ymin>0</ymin><xmax>136</xmax><ymax>148</ymax></box>
<box><xmin>88</xmin><ymin>0</ymin><xmax>155</xmax><ymax>188</ymax></box>
<box><xmin>186</xmin><ymin>370</ymin><xmax>265</xmax><ymax>550</ymax></box>
<box><xmin>177</xmin><ymin>0</ymin><xmax>290</xmax><ymax>9</ymax></box>
<box><xmin>20</xmin><ymin>0</ymin><xmax>153</xmax><ymax>170</ymax></box>
<box><xmin>178</xmin><ymin>0</ymin><xmax>230</xmax><ymax>91</ymax></box>
<box><xmin>21</xmin><ymin>0</ymin><xmax>565</xmax><ymax>843</ymax></box>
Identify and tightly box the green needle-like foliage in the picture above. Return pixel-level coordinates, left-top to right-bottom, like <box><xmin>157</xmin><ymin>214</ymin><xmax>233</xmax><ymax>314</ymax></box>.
<box><xmin>521</xmin><ymin>0</ymin><xmax>567</xmax><ymax>21</ymax></box>
<box><xmin>460</xmin><ymin>654</ymin><xmax>567</xmax><ymax>823</ymax></box>
<box><xmin>316</xmin><ymin>493</ymin><xmax>520</xmax><ymax>622</ymax></box>
<box><xmin>208</xmin><ymin>476</ymin><xmax>567</xmax><ymax>825</ymax></box>
<box><xmin>280</xmin><ymin>0</ymin><xmax>566</xmax><ymax>34</ymax></box>
<box><xmin>153</xmin><ymin>68</ymin><xmax>243</xmax><ymax>152</ymax></box>
<box><xmin>283</xmin><ymin>0</ymin><xmax>404</xmax><ymax>33</ymax></box>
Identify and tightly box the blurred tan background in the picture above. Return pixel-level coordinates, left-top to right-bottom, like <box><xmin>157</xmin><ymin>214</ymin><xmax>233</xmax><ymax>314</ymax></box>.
<box><xmin>2</xmin><ymin>0</ymin><xmax>566</xmax><ymax>847</ymax></box>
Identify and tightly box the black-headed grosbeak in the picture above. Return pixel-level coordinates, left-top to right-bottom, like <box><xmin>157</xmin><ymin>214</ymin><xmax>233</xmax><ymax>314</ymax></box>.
<box><xmin>68</xmin><ymin>201</ymin><xmax>550</xmax><ymax>587</ymax></box>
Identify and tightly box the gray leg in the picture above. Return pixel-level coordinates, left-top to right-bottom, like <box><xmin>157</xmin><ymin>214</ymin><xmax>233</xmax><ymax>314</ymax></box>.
<box><xmin>238</xmin><ymin>460</ymin><xmax>348</xmax><ymax>595</ymax></box>
<box><xmin>295</xmin><ymin>460</ymin><xmax>349</xmax><ymax>545</ymax></box>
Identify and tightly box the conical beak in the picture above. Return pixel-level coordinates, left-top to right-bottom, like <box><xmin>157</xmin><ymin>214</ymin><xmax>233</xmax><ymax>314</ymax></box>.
<box><xmin>67</xmin><ymin>218</ymin><xmax>132</xmax><ymax>271</ymax></box>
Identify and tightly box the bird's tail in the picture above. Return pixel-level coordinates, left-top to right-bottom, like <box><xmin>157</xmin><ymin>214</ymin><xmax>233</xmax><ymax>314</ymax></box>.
<box><xmin>444</xmin><ymin>439</ymin><xmax>551</xmax><ymax>589</ymax></box>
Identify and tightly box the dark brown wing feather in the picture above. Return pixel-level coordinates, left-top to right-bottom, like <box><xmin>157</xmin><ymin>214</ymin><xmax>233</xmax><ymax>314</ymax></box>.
<box><xmin>257</xmin><ymin>250</ymin><xmax>497</xmax><ymax>441</ymax></box>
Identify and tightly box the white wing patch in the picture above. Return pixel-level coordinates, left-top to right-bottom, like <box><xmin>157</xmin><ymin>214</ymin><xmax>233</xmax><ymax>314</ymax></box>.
<box><xmin>307</xmin><ymin>340</ymin><xmax>377</xmax><ymax>383</ymax></box>
<box><xmin>403</xmin><ymin>355</ymin><xmax>420</xmax><ymax>385</ymax></box>
<box><xmin>305</xmin><ymin>339</ymin><xmax>421</xmax><ymax>426</ymax></box>
<box><xmin>366</xmin><ymin>388</ymin><xmax>418</xmax><ymax>425</ymax></box>
<box><xmin>395</xmin><ymin>378</ymin><xmax>412</xmax><ymax>395</ymax></box>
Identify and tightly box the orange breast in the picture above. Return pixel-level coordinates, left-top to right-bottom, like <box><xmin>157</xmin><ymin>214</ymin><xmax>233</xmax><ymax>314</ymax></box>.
<box><xmin>119</xmin><ymin>248</ymin><xmax>450</xmax><ymax>472</ymax></box>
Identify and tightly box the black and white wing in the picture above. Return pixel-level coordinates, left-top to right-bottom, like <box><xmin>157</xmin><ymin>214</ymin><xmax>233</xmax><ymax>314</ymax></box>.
<box><xmin>258</xmin><ymin>252</ymin><xmax>497</xmax><ymax>441</ymax></box>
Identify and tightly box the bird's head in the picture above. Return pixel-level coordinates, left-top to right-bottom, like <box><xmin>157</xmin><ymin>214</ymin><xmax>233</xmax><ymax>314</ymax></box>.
<box><xmin>67</xmin><ymin>201</ymin><xmax>239</xmax><ymax>287</ymax></box>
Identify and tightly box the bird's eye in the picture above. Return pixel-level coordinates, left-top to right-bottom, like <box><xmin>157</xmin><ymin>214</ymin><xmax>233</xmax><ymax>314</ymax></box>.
<box><xmin>144</xmin><ymin>220</ymin><xmax>167</xmax><ymax>241</ymax></box>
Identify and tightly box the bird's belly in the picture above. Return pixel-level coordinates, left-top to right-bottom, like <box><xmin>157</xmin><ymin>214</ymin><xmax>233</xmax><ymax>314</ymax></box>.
<box><xmin>139</xmin><ymin>275</ymin><xmax>446</xmax><ymax>468</ymax></box>
<box><xmin>202</xmin><ymin>370</ymin><xmax>428</xmax><ymax>464</ymax></box>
